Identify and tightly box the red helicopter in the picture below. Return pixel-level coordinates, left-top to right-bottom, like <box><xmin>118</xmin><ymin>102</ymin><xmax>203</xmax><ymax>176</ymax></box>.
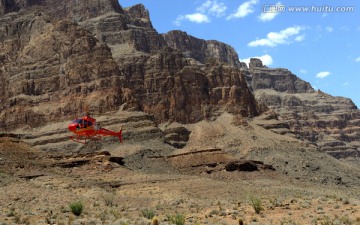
<box><xmin>68</xmin><ymin>113</ymin><xmax>122</xmax><ymax>144</ymax></box>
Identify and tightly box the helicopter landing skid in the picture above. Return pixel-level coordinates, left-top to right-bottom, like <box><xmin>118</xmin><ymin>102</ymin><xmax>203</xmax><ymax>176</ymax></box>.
<box><xmin>69</xmin><ymin>135</ymin><xmax>102</xmax><ymax>144</ymax></box>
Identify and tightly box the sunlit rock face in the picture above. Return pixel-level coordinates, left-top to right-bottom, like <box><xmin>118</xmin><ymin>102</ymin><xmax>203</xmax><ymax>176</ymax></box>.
<box><xmin>0</xmin><ymin>0</ymin><xmax>263</xmax><ymax>129</ymax></box>
<box><xmin>245</xmin><ymin>58</ymin><xmax>360</xmax><ymax>155</ymax></box>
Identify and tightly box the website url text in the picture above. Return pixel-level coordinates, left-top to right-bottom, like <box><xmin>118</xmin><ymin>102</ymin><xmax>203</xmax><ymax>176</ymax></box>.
<box><xmin>262</xmin><ymin>5</ymin><xmax>355</xmax><ymax>13</ymax></box>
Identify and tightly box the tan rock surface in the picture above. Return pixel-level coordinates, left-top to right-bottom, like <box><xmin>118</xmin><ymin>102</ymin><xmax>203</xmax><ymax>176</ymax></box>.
<box><xmin>0</xmin><ymin>1</ymin><xmax>360</xmax><ymax>224</ymax></box>
<box><xmin>1</xmin><ymin>112</ymin><xmax>360</xmax><ymax>224</ymax></box>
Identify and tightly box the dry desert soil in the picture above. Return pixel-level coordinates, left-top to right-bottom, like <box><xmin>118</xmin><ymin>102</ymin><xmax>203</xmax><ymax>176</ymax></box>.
<box><xmin>1</xmin><ymin>112</ymin><xmax>360</xmax><ymax>225</ymax></box>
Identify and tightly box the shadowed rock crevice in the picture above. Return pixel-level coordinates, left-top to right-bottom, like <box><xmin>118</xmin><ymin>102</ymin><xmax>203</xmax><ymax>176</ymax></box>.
<box><xmin>163</xmin><ymin>126</ymin><xmax>191</xmax><ymax>149</ymax></box>
<box><xmin>225</xmin><ymin>160</ymin><xmax>275</xmax><ymax>172</ymax></box>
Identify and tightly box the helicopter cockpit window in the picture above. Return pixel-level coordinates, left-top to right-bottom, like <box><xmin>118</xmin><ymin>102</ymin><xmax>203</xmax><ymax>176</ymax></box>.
<box><xmin>73</xmin><ymin>119</ymin><xmax>83</xmax><ymax>124</ymax></box>
<box><xmin>72</xmin><ymin>119</ymin><xmax>93</xmax><ymax>127</ymax></box>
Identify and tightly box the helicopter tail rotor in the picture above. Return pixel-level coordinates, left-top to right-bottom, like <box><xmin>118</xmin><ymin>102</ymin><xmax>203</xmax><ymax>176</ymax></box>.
<box><xmin>118</xmin><ymin>125</ymin><xmax>123</xmax><ymax>143</ymax></box>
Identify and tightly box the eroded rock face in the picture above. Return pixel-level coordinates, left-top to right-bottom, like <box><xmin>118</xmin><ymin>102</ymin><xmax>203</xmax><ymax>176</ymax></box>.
<box><xmin>246</xmin><ymin>59</ymin><xmax>360</xmax><ymax>155</ymax></box>
<box><xmin>0</xmin><ymin>0</ymin><xmax>263</xmax><ymax>130</ymax></box>
<box><xmin>6</xmin><ymin>0</ymin><xmax>124</xmax><ymax>21</ymax></box>
<box><xmin>2</xmin><ymin>0</ymin><xmax>358</xmax><ymax>153</ymax></box>
<box><xmin>80</xmin><ymin>4</ymin><xmax>166</xmax><ymax>55</ymax></box>
<box><xmin>0</xmin><ymin>12</ymin><xmax>124</xmax><ymax>129</ymax></box>
<box><xmin>249</xmin><ymin>58</ymin><xmax>263</xmax><ymax>69</ymax></box>
<box><xmin>121</xmin><ymin>47</ymin><xmax>262</xmax><ymax>123</ymax></box>
<box><xmin>249</xmin><ymin>68</ymin><xmax>314</xmax><ymax>93</ymax></box>
<box><xmin>163</xmin><ymin>30</ymin><xmax>241</xmax><ymax>68</ymax></box>
<box><xmin>0</xmin><ymin>0</ymin><xmax>19</xmax><ymax>15</ymax></box>
<box><xmin>124</xmin><ymin>3</ymin><xmax>152</xmax><ymax>28</ymax></box>
<box><xmin>163</xmin><ymin>125</ymin><xmax>191</xmax><ymax>149</ymax></box>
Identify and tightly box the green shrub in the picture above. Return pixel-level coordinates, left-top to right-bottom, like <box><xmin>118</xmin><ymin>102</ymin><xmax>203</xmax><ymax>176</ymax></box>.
<box><xmin>167</xmin><ymin>213</ymin><xmax>185</xmax><ymax>225</ymax></box>
<box><xmin>250</xmin><ymin>196</ymin><xmax>263</xmax><ymax>214</ymax></box>
<box><xmin>141</xmin><ymin>208</ymin><xmax>156</xmax><ymax>220</ymax></box>
<box><xmin>69</xmin><ymin>201</ymin><xmax>84</xmax><ymax>216</ymax></box>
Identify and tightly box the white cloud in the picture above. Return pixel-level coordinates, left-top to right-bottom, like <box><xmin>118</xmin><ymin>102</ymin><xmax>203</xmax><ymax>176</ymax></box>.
<box><xmin>197</xmin><ymin>0</ymin><xmax>212</xmax><ymax>12</ymax></box>
<box><xmin>248</xmin><ymin>26</ymin><xmax>305</xmax><ymax>47</ymax></box>
<box><xmin>227</xmin><ymin>0</ymin><xmax>258</xmax><ymax>20</ymax></box>
<box><xmin>316</xmin><ymin>71</ymin><xmax>331</xmax><ymax>79</ymax></box>
<box><xmin>326</xmin><ymin>26</ymin><xmax>333</xmax><ymax>32</ymax></box>
<box><xmin>173</xmin><ymin>16</ymin><xmax>183</xmax><ymax>26</ymax></box>
<box><xmin>185</xmin><ymin>13</ymin><xmax>210</xmax><ymax>23</ymax></box>
<box><xmin>300</xmin><ymin>69</ymin><xmax>307</xmax><ymax>74</ymax></box>
<box><xmin>258</xmin><ymin>2</ymin><xmax>281</xmax><ymax>22</ymax></box>
<box><xmin>355</xmin><ymin>57</ymin><xmax>360</xmax><ymax>62</ymax></box>
<box><xmin>174</xmin><ymin>0</ymin><xmax>225</xmax><ymax>25</ymax></box>
<box><xmin>295</xmin><ymin>34</ymin><xmax>305</xmax><ymax>42</ymax></box>
<box><xmin>343</xmin><ymin>82</ymin><xmax>349</xmax><ymax>86</ymax></box>
<box><xmin>240</xmin><ymin>54</ymin><xmax>273</xmax><ymax>66</ymax></box>
<box><xmin>209</xmin><ymin>2</ymin><xmax>227</xmax><ymax>17</ymax></box>
<box><xmin>174</xmin><ymin>13</ymin><xmax>210</xmax><ymax>26</ymax></box>
<box><xmin>248</xmin><ymin>39</ymin><xmax>273</xmax><ymax>47</ymax></box>
<box><xmin>197</xmin><ymin>0</ymin><xmax>227</xmax><ymax>17</ymax></box>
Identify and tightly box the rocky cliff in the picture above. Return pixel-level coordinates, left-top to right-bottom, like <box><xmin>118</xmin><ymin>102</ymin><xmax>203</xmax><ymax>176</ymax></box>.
<box><xmin>0</xmin><ymin>0</ymin><xmax>262</xmax><ymax>130</ymax></box>
<box><xmin>163</xmin><ymin>30</ymin><xmax>242</xmax><ymax>68</ymax></box>
<box><xmin>0</xmin><ymin>0</ymin><xmax>123</xmax><ymax>20</ymax></box>
<box><xmin>1</xmin><ymin>0</ymin><xmax>359</xmax><ymax>159</ymax></box>
<box><xmin>248</xmin><ymin>69</ymin><xmax>313</xmax><ymax>94</ymax></box>
<box><xmin>245</xmin><ymin>58</ymin><xmax>360</xmax><ymax>156</ymax></box>
<box><xmin>0</xmin><ymin>10</ymin><xmax>123</xmax><ymax>129</ymax></box>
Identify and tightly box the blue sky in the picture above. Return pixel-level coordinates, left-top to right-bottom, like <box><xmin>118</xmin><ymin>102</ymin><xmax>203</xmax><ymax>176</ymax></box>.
<box><xmin>120</xmin><ymin>0</ymin><xmax>360</xmax><ymax>107</ymax></box>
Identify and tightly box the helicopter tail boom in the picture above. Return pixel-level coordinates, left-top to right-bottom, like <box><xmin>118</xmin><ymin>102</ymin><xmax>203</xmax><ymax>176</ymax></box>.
<box><xmin>98</xmin><ymin>127</ymin><xmax>122</xmax><ymax>143</ymax></box>
<box><xmin>118</xmin><ymin>129</ymin><xmax>122</xmax><ymax>143</ymax></box>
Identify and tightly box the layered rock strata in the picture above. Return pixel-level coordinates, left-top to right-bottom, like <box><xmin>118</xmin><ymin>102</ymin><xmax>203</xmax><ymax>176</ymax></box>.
<box><xmin>163</xmin><ymin>30</ymin><xmax>241</xmax><ymax>68</ymax></box>
<box><xmin>0</xmin><ymin>0</ymin><xmax>262</xmax><ymax>130</ymax></box>
<box><xmin>245</xmin><ymin>59</ymin><xmax>360</xmax><ymax>155</ymax></box>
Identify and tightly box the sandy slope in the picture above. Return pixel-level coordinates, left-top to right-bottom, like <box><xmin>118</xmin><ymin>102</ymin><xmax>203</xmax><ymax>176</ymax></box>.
<box><xmin>1</xmin><ymin>112</ymin><xmax>360</xmax><ymax>224</ymax></box>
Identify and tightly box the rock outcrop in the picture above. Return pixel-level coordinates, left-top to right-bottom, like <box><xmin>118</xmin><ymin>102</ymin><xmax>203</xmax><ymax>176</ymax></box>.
<box><xmin>163</xmin><ymin>30</ymin><xmax>241</xmax><ymax>68</ymax></box>
<box><xmin>1</xmin><ymin>0</ymin><xmax>359</xmax><ymax>159</ymax></box>
<box><xmin>0</xmin><ymin>0</ymin><xmax>19</xmax><ymax>15</ymax></box>
<box><xmin>246</xmin><ymin>67</ymin><xmax>314</xmax><ymax>93</ymax></box>
<box><xmin>244</xmin><ymin>59</ymin><xmax>360</xmax><ymax>156</ymax></box>
<box><xmin>249</xmin><ymin>58</ymin><xmax>264</xmax><ymax>69</ymax></box>
<box><xmin>0</xmin><ymin>0</ymin><xmax>123</xmax><ymax>20</ymax></box>
<box><xmin>0</xmin><ymin>12</ymin><xmax>124</xmax><ymax>129</ymax></box>
<box><xmin>0</xmin><ymin>0</ymin><xmax>263</xmax><ymax>130</ymax></box>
